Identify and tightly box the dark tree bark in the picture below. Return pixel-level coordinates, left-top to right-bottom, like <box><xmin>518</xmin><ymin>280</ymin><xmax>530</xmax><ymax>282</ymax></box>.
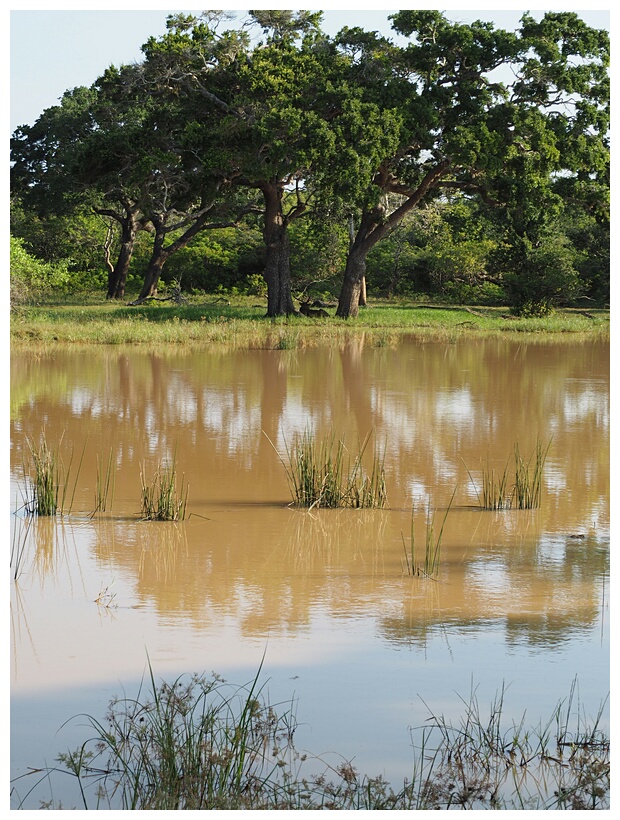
<box><xmin>138</xmin><ymin>219</ymin><xmax>167</xmax><ymax>300</ymax></box>
<box><xmin>261</xmin><ymin>182</ymin><xmax>298</xmax><ymax>317</ymax></box>
<box><xmin>96</xmin><ymin>201</ymin><xmax>143</xmax><ymax>300</ymax></box>
<box><xmin>337</xmin><ymin>160</ymin><xmax>451</xmax><ymax>318</ymax></box>
<box><xmin>134</xmin><ymin>204</ymin><xmax>241</xmax><ymax>302</ymax></box>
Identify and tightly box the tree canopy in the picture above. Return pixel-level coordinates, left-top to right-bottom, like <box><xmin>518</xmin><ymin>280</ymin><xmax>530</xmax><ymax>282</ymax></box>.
<box><xmin>10</xmin><ymin>10</ymin><xmax>609</xmax><ymax>315</ymax></box>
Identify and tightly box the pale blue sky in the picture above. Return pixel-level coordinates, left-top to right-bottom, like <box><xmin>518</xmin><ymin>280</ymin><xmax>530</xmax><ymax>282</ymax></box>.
<box><xmin>9</xmin><ymin>4</ymin><xmax>611</xmax><ymax>135</ymax></box>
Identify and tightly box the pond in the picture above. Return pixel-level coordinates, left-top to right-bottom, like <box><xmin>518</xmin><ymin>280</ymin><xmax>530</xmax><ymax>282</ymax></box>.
<box><xmin>10</xmin><ymin>336</ymin><xmax>609</xmax><ymax>808</ymax></box>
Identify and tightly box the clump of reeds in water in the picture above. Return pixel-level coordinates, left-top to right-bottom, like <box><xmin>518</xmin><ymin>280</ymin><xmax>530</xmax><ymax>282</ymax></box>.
<box><xmin>26</xmin><ymin>437</ymin><xmax>59</xmax><ymax>515</ymax></box>
<box><xmin>23</xmin><ymin>434</ymin><xmax>83</xmax><ymax>516</ymax></box>
<box><xmin>402</xmin><ymin>490</ymin><xmax>455</xmax><ymax>578</ymax></box>
<box><xmin>140</xmin><ymin>459</ymin><xmax>188</xmax><ymax>521</ymax></box>
<box><xmin>274</xmin><ymin>430</ymin><xmax>387</xmax><ymax>510</ymax></box>
<box><xmin>469</xmin><ymin>437</ymin><xmax>551</xmax><ymax>511</ymax></box>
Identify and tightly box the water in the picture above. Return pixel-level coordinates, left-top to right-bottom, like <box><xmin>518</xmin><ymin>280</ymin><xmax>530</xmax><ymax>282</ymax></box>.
<box><xmin>10</xmin><ymin>337</ymin><xmax>609</xmax><ymax>808</ymax></box>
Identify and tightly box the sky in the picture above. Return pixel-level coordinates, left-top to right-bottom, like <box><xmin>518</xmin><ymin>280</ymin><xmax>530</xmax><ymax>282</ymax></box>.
<box><xmin>8</xmin><ymin>3</ymin><xmax>612</xmax><ymax>135</ymax></box>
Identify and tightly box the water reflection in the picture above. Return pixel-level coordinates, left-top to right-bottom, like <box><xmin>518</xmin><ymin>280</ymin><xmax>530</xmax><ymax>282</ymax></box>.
<box><xmin>10</xmin><ymin>337</ymin><xmax>609</xmax><ymax>807</ymax></box>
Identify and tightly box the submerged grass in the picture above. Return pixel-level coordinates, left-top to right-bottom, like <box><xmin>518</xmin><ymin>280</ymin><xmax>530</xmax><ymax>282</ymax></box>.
<box><xmin>140</xmin><ymin>458</ymin><xmax>189</xmax><ymax>521</ymax></box>
<box><xmin>12</xmin><ymin>669</ymin><xmax>609</xmax><ymax>810</ymax></box>
<box><xmin>271</xmin><ymin>430</ymin><xmax>387</xmax><ymax>509</ymax></box>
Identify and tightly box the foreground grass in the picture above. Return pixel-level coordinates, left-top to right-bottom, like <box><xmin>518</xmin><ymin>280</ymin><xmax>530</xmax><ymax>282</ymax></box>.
<box><xmin>10</xmin><ymin>294</ymin><xmax>609</xmax><ymax>348</ymax></box>
<box><xmin>11</xmin><ymin>669</ymin><xmax>609</xmax><ymax>810</ymax></box>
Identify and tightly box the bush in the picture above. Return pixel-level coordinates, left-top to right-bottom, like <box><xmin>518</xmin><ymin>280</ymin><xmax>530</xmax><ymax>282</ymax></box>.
<box><xmin>10</xmin><ymin>235</ymin><xmax>72</xmax><ymax>306</ymax></box>
<box><xmin>503</xmin><ymin>236</ymin><xmax>582</xmax><ymax>316</ymax></box>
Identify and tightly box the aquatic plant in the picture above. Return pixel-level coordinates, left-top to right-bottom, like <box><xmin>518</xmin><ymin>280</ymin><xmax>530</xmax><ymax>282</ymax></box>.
<box><xmin>512</xmin><ymin>438</ymin><xmax>551</xmax><ymax>510</ymax></box>
<box><xmin>92</xmin><ymin>448</ymin><xmax>116</xmax><ymax>515</ymax></box>
<box><xmin>10</xmin><ymin>516</ymin><xmax>32</xmax><ymax>580</ymax></box>
<box><xmin>413</xmin><ymin>678</ymin><xmax>609</xmax><ymax>809</ymax></box>
<box><xmin>12</xmin><ymin>671</ymin><xmax>608</xmax><ymax>810</ymax></box>
<box><xmin>271</xmin><ymin>430</ymin><xmax>387</xmax><ymax>509</ymax></box>
<box><xmin>140</xmin><ymin>458</ymin><xmax>188</xmax><ymax>521</ymax></box>
<box><xmin>23</xmin><ymin>434</ymin><xmax>84</xmax><ymax>516</ymax></box>
<box><xmin>24</xmin><ymin>437</ymin><xmax>59</xmax><ymax>516</ymax></box>
<box><xmin>467</xmin><ymin>438</ymin><xmax>551</xmax><ymax>511</ymax></box>
<box><xmin>402</xmin><ymin>490</ymin><xmax>455</xmax><ymax>578</ymax></box>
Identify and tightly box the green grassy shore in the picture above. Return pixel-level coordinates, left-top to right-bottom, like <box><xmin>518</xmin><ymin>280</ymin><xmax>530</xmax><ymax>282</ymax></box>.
<box><xmin>10</xmin><ymin>295</ymin><xmax>609</xmax><ymax>348</ymax></box>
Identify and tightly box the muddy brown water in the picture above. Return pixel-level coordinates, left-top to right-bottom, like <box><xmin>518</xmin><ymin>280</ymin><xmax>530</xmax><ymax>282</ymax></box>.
<box><xmin>10</xmin><ymin>337</ymin><xmax>609</xmax><ymax>808</ymax></box>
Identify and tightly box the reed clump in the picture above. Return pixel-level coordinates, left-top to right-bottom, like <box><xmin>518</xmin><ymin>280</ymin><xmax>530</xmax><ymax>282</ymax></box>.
<box><xmin>22</xmin><ymin>434</ymin><xmax>83</xmax><ymax>516</ymax></box>
<box><xmin>274</xmin><ymin>430</ymin><xmax>387</xmax><ymax>510</ymax></box>
<box><xmin>140</xmin><ymin>459</ymin><xmax>188</xmax><ymax>521</ymax></box>
<box><xmin>26</xmin><ymin>437</ymin><xmax>59</xmax><ymax>515</ymax></box>
<box><xmin>468</xmin><ymin>438</ymin><xmax>551</xmax><ymax>511</ymax></box>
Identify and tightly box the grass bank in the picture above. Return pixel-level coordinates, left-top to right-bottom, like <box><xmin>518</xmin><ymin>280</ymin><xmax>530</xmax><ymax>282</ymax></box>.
<box><xmin>10</xmin><ymin>294</ymin><xmax>609</xmax><ymax>348</ymax></box>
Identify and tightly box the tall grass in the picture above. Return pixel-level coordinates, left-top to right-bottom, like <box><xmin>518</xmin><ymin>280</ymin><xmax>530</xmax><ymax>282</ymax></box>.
<box><xmin>402</xmin><ymin>490</ymin><xmax>456</xmax><ymax>578</ymax></box>
<box><xmin>92</xmin><ymin>448</ymin><xmax>116</xmax><ymax>514</ymax></box>
<box><xmin>25</xmin><ymin>437</ymin><xmax>59</xmax><ymax>515</ymax></box>
<box><xmin>140</xmin><ymin>458</ymin><xmax>189</xmax><ymax>521</ymax></box>
<box><xmin>270</xmin><ymin>430</ymin><xmax>387</xmax><ymax>509</ymax></box>
<box><xmin>13</xmin><ymin>671</ymin><xmax>608</xmax><ymax>810</ymax></box>
<box><xmin>413</xmin><ymin>678</ymin><xmax>609</xmax><ymax>809</ymax></box>
<box><xmin>23</xmin><ymin>434</ymin><xmax>84</xmax><ymax>516</ymax></box>
<box><xmin>512</xmin><ymin>438</ymin><xmax>551</xmax><ymax>509</ymax></box>
<box><xmin>467</xmin><ymin>438</ymin><xmax>551</xmax><ymax>511</ymax></box>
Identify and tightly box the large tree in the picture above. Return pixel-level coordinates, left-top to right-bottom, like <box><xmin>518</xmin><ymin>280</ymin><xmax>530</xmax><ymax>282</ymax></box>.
<box><xmin>140</xmin><ymin>11</ymin><xmax>400</xmax><ymax>316</ymax></box>
<box><xmin>333</xmin><ymin>11</ymin><xmax>609</xmax><ymax>317</ymax></box>
<box><xmin>10</xmin><ymin>83</ymin><xmax>152</xmax><ymax>299</ymax></box>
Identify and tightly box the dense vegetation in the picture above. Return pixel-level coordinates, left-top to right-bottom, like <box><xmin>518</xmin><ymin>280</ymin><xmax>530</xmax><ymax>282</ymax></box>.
<box><xmin>10</xmin><ymin>10</ymin><xmax>609</xmax><ymax>318</ymax></box>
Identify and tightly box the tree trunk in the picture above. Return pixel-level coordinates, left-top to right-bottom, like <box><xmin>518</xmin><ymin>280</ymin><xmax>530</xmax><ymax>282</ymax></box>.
<box><xmin>336</xmin><ymin>245</ymin><xmax>367</xmax><ymax>318</ymax></box>
<box><xmin>96</xmin><ymin>204</ymin><xmax>141</xmax><ymax>300</ymax></box>
<box><xmin>107</xmin><ymin>227</ymin><xmax>136</xmax><ymax>299</ymax></box>
<box><xmin>359</xmin><ymin>275</ymin><xmax>367</xmax><ymax>307</ymax></box>
<box><xmin>261</xmin><ymin>183</ymin><xmax>296</xmax><ymax>317</ymax></box>
<box><xmin>337</xmin><ymin>160</ymin><xmax>452</xmax><ymax>318</ymax></box>
<box><xmin>138</xmin><ymin>224</ymin><xmax>167</xmax><ymax>300</ymax></box>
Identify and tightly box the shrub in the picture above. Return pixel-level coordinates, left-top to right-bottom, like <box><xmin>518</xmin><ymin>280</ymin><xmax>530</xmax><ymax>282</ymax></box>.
<box><xmin>10</xmin><ymin>235</ymin><xmax>71</xmax><ymax>305</ymax></box>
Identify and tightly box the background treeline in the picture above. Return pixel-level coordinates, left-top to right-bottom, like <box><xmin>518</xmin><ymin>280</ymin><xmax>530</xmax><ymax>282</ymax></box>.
<box><xmin>10</xmin><ymin>10</ymin><xmax>609</xmax><ymax>316</ymax></box>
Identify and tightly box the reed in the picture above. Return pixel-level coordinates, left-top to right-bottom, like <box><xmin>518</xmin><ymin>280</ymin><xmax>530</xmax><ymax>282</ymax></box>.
<box><xmin>23</xmin><ymin>434</ymin><xmax>84</xmax><ymax>516</ymax></box>
<box><xmin>25</xmin><ymin>436</ymin><xmax>59</xmax><ymax>515</ymax></box>
<box><xmin>402</xmin><ymin>490</ymin><xmax>455</xmax><ymax>578</ymax></box>
<box><xmin>273</xmin><ymin>430</ymin><xmax>387</xmax><ymax>509</ymax></box>
<box><xmin>93</xmin><ymin>448</ymin><xmax>116</xmax><ymax>514</ymax></box>
<box><xmin>11</xmin><ymin>516</ymin><xmax>32</xmax><ymax>580</ymax></box>
<box><xmin>480</xmin><ymin>457</ymin><xmax>512</xmax><ymax>511</ymax></box>
<box><xmin>140</xmin><ymin>459</ymin><xmax>189</xmax><ymax>521</ymax></box>
<box><xmin>513</xmin><ymin>438</ymin><xmax>551</xmax><ymax>510</ymax></box>
<box><xmin>468</xmin><ymin>438</ymin><xmax>551</xmax><ymax>511</ymax></box>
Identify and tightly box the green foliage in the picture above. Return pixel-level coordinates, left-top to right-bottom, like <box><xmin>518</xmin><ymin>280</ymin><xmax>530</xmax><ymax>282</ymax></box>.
<box><xmin>502</xmin><ymin>234</ymin><xmax>582</xmax><ymax>316</ymax></box>
<box><xmin>16</xmin><ymin>669</ymin><xmax>609</xmax><ymax>810</ymax></box>
<box><xmin>9</xmin><ymin>10</ymin><xmax>609</xmax><ymax>311</ymax></box>
<box><xmin>10</xmin><ymin>235</ymin><xmax>72</xmax><ymax>304</ymax></box>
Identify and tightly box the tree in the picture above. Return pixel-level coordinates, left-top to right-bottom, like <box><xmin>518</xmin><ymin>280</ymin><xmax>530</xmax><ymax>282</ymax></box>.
<box><xmin>10</xmin><ymin>81</ymin><xmax>155</xmax><ymax>300</ymax></box>
<box><xmin>140</xmin><ymin>12</ymin><xmax>400</xmax><ymax>316</ymax></box>
<box><xmin>333</xmin><ymin>11</ymin><xmax>609</xmax><ymax>317</ymax></box>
